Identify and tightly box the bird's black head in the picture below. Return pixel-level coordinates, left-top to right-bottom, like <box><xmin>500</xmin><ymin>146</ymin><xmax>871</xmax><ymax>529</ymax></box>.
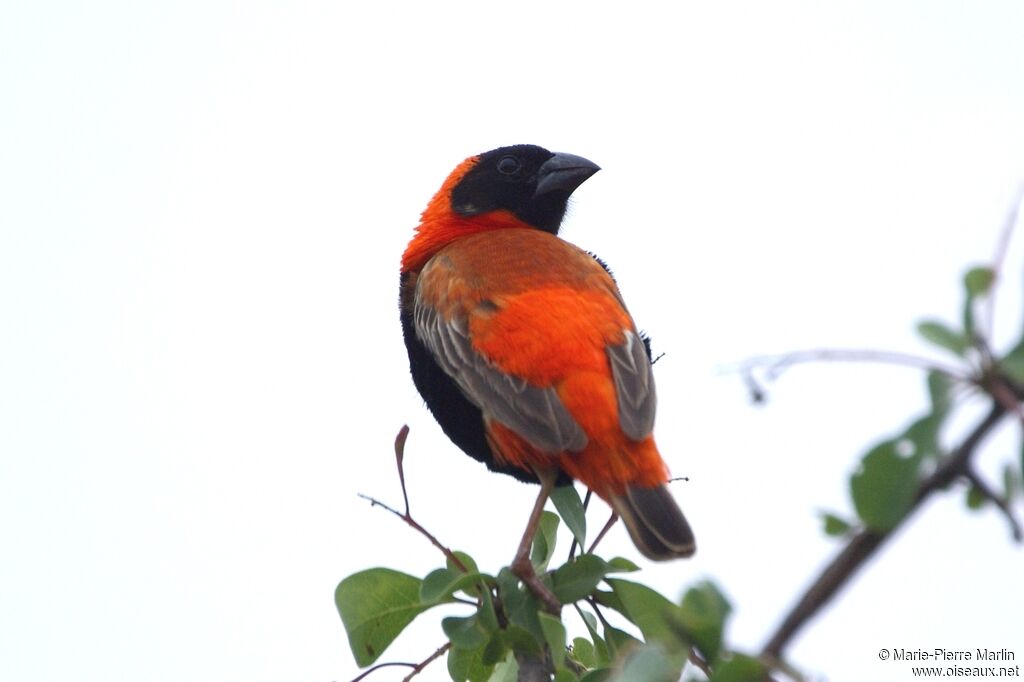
<box><xmin>450</xmin><ymin>144</ymin><xmax>600</xmax><ymax>234</ymax></box>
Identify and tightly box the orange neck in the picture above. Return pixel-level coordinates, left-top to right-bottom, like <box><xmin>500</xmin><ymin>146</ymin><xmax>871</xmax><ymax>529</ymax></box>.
<box><xmin>401</xmin><ymin>210</ymin><xmax>534</xmax><ymax>274</ymax></box>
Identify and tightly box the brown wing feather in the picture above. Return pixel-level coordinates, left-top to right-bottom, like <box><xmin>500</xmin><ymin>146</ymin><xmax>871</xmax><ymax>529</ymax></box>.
<box><xmin>607</xmin><ymin>329</ymin><xmax>656</xmax><ymax>441</ymax></box>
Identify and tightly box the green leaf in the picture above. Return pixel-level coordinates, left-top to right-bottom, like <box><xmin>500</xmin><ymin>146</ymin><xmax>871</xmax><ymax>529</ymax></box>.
<box><xmin>420</xmin><ymin>568</ymin><xmax>491</xmax><ymax>604</ymax></box>
<box><xmin>606</xmin><ymin>579</ymin><xmax>683</xmax><ymax>647</ymax></box>
<box><xmin>448</xmin><ymin>550</ymin><xmax>479</xmax><ymax>574</ymax></box>
<box><xmin>1004</xmin><ymin>463</ymin><xmax>1021</xmax><ymax>502</ymax></box>
<box><xmin>917</xmin><ymin>320</ymin><xmax>971</xmax><ymax>356</ymax></box>
<box><xmin>965</xmin><ymin>484</ymin><xmax>987</xmax><ymax>510</ymax></box>
<box><xmin>496</xmin><ymin>569</ymin><xmax>544</xmax><ymax>650</ymax></box>
<box><xmin>606</xmin><ymin>557</ymin><xmax>640</xmax><ymax>573</ymax></box>
<box><xmin>531</xmin><ymin>511</ymin><xmax>560</xmax><ymax>571</ymax></box>
<box><xmin>902</xmin><ymin>371</ymin><xmax>956</xmax><ymax>461</ymax></box>
<box><xmin>539</xmin><ymin>613</ymin><xmax>567</xmax><ymax>669</ymax></box>
<box><xmin>447</xmin><ymin>642</ymin><xmax>495</xmax><ymax>682</ymax></box>
<box><xmin>554</xmin><ymin>670</ymin><xmax>577</xmax><ymax>682</ymax></box>
<box><xmin>477</xmin><ymin>590</ymin><xmax>499</xmax><ymax>631</ymax></box>
<box><xmin>444</xmin><ymin>613</ymin><xmax>490</xmax><ymax>650</ymax></box>
<box><xmin>850</xmin><ymin>439</ymin><xmax>920</xmax><ymax>532</ymax></box>
<box><xmin>420</xmin><ymin>567</ymin><xmax>458</xmax><ymax>602</ymax></box>
<box><xmin>1002</xmin><ymin>340</ymin><xmax>1024</xmax><ymax>383</ymax></box>
<box><xmin>962</xmin><ymin>267</ymin><xmax>994</xmax><ymax>335</ymax></box>
<box><xmin>679</xmin><ymin>581</ymin><xmax>731</xmax><ymax>663</ymax></box>
<box><xmin>502</xmin><ymin>624</ymin><xmax>544</xmax><ymax>657</ymax></box>
<box><xmin>335</xmin><ymin>568</ymin><xmax>432</xmax><ymax>666</ymax></box>
<box><xmin>614</xmin><ymin>643</ymin><xmax>682</xmax><ymax>682</ymax></box>
<box><xmin>903</xmin><ymin>416</ymin><xmax>938</xmax><ymax>460</ymax></box>
<box><xmin>926</xmin><ymin>371</ymin><xmax>954</xmax><ymax>419</ymax></box>
<box><xmin>550</xmin><ymin>484</ymin><xmax>587</xmax><ymax>548</ymax></box>
<box><xmin>591</xmin><ymin>589</ymin><xmax>625</xmax><ymax>614</ymax></box>
<box><xmin>964</xmin><ymin>266</ymin><xmax>996</xmax><ymax>297</ymax></box>
<box><xmin>578</xmin><ymin>608</ymin><xmax>612</xmax><ymax>665</ymax></box>
<box><xmin>551</xmin><ymin>554</ymin><xmax>609</xmax><ymax>603</ymax></box>
<box><xmin>571</xmin><ymin>636</ymin><xmax>597</xmax><ymax>669</ymax></box>
<box><xmin>708</xmin><ymin>653</ymin><xmax>767</xmax><ymax>682</ymax></box>
<box><xmin>580</xmin><ymin>670</ymin><xmax>613</xmax><ymax>682</ymax></box>
<box><xmin>481</xmin><ymin>634</ymin><xmax>507</xmax><ymax>666</ymax></box>
<box><xmin>820</xmin><ymin>511</ymin><xmax>853</xmax><ymax>537</ymax></box>
<box><xmin>488</xmin><ymin>654</ymin><xmax>519</xmax><ymax>682</ymax></box>
<box><xmin>603</xmin><ymin>625</ymin><xmax>641</xmax><ymax>657</ymax></box>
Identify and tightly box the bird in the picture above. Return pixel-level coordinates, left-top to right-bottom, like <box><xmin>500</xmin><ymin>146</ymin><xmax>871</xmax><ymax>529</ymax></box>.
<box><xmin>399</xmin><ymin>144</ymin><xmax>694</xmax><ymax>612</ymax></box>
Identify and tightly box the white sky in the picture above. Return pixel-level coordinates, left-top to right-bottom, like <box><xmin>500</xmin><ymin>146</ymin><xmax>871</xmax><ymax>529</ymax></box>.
<box><xmin>2</xmin><ymin>2</ymin><xmax>1023</xmax><ymax>681</ymax></box>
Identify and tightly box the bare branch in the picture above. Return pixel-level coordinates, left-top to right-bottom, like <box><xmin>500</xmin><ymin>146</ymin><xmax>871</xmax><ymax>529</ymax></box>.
<box><xmin>359</xmin><ymin>426</ymin><xmax>469</xmax><ymax>572</ymax></box>
<box><xmin>350</xmin><ymin>642</ymin><xmax>451</xmax><ymax>682</ymax></box>
<box><xmin>587</xmin><ymin>512</ymin><xmax>619</xmax><ymax>555</ymax></box>
<box><xmin>984</xmin><ymin>185</ymin><xmax>1024</xmax><ymax>342</ymax></box>
<box><xmin>350</xmin><ymin>661</ymin><xmax>416</xmax><ymax>682</ymax></box>
<box><xmin>725</xmin><ymin>348</ymin><xmax>968</xmax><ymax>392</ymax></box>
<box><xmin>357</xmin><ymin>492</ymin><xmax>469</xmax><ymax>573</ymax></box>
<box><xmin>401</xmin><ymin>643</ymin><xmax>451</xmax><ymax>682</ymax></box>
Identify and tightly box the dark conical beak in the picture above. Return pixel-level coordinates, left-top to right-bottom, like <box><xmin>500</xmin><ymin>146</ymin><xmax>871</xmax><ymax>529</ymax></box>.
<box><xmin>534</xmin><ymin>152</ymin><xmax>600</xmax><ymax>197</ymax></box>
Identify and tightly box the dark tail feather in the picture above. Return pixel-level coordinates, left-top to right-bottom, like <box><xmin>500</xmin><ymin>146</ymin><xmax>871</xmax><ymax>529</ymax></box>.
<box><xmin>612</xmin><ymin>484</ymin><xmax>695</xmax><ymax>560</ymax></box>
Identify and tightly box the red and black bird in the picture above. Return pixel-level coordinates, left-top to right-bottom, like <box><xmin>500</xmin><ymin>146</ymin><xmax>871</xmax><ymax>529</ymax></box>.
<box><xmin>399</xmin><ymin>145</ymin><xmax>694</xmax><ymax>608</ymax></box>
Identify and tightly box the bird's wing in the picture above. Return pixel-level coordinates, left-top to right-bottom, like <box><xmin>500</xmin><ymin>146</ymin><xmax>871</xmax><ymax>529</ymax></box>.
<box><xmin>606</xmin><ymin>329</ymin><xmax>656</xmax><ymax>441</ymax></box>
<box><xmin>412</xmin><ymin>284</ymin><xmax>588</xmax><ymax>453</ymax></box>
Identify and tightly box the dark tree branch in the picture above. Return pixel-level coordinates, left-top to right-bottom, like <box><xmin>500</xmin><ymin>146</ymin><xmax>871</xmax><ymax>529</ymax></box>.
<box><xmin>762</xmin><ymin>401</ymin><xmax>1008</xmax><ymax>660</ymax></box>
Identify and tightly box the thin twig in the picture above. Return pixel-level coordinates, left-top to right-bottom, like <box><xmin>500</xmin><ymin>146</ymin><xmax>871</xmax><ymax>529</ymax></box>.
<box><xmin>401</xmin><ymin>643</ymin><xmax>451</xmax><ymax>682</ymax></box>
<box><xmin>350</xmin><ymin>642</ymin><xmax>451</xmax><ymax>682</ymax></box>
<box><xmin>587</xmin><ymin>512</ymin><xmax>619</xmax><ymax>555</ymax></box>
<box><xmin>357</xmin><ymin>493</ymin><xmax>469</xmax><ymax>573</ymax></box>
<box><xmin>568</xmin><ymin>489</ymin><xmax>594</xmax><ymax>561</ymax></box>
<box><xmin>358</xmin><ymin>426</ymin><xmax>468</xmax><ymax>572</ymax></box>
<box><xmin>985</xmin><ymin>185</ymin><xmax>1024</xmax><ymax>343</ymax></box>
<box><xmin>762</xmin><ymin>402</ymin><xmax>1007</xmax><ymax>659</ymax></box>
<box><xmin>350</xmin><ymin>661</ymin><xmax>417</xmax><ymax>682</ymax></box>
<box><xmin>727</xmin><ymin>348</ymin><xmax>968</xmax><ymax>386</ymax></box>
<box><xmin>586</xmin><ymin>595</ymin><xmax>614</xmax><ymax>632</ymax></box>
<box><xmin>963</xmin><ymin>466</ymin><xmax>1024</xmax><ymax>542</ymax></box>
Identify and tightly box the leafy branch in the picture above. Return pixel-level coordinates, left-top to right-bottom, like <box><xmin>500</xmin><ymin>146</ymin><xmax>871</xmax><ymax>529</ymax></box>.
<box><xmin>337</xmin><ymin>426</ymin><xmax>772</xmax><ymax>681</ymax></box>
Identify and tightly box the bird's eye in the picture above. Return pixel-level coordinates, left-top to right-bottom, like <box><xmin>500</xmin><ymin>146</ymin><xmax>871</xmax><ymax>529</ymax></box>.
<box><xmin>496</xmin><ymin>155</ymin><xmax>521</xmax><ymax>175</ymax></box>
